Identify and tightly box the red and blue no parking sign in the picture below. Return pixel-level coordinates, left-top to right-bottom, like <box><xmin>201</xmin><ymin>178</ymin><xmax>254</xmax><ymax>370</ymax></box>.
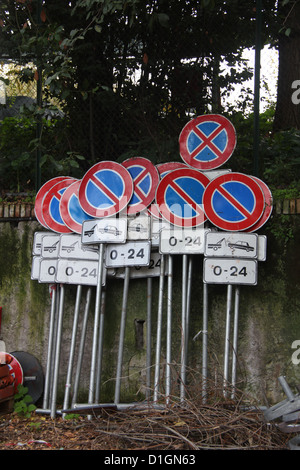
<box><xmin>156</xmin><ymin>168</ymin><xmax>210</xmax><ymax>227</ymax></box>
<box><xmin>203</xmin><ymin>172</ymin><xmax>265</xmax><ymax>231</ymax></box>
<box><xmin>179</xmin><ymin>114</ymin><xmax>236</xmax><ymax>170</ymax></box>
<box><xmin>78</xmin><ymin>161</ymin><xmax>133</xmax><ymax>218</ymax></box>
<box><xmin>148</xmin><ymin>162</ymin><xmax>187</xmax><ymax>219</ymax></box>
<box><xmin>60</xmin><ymin>180</ymin><xmax>94</xmax><ymax>234</ymax></box>
<box><xmin>42</xmin><ymin>178</ymin><xmax>78</xmax><ymax>233</ymax></box>
<box><xmin>122</xmin><ymin>157</ymin><xmax>159</xmax><ymax>215</ymax></box>
<box><xmin>246</xmin><ymin>177</ymin><xmax>273</xmax><ymax>232</ymax></box>
<box><xmin>34</xmin><ymin>176</ymin><xmax>70</xmax><ymax>228</ymax></box>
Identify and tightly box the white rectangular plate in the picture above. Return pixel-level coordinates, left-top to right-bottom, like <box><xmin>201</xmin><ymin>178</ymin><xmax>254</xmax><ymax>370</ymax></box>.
<box><xmin>203</xmin><ymin>258</ymin><xmax>258</xmax><ymax>285</ymax></box>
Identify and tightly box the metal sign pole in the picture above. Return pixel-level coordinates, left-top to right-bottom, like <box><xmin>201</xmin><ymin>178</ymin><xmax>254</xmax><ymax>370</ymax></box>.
<box><xmin>114</xmin><ymin>266</ymin><xmax>130</xmax><ymax>404</ymax></box>
<box><xmin>202</xmin><ymin>281</ymin><xmax>208</xmax><ymax>403</ymax></box>
<box><xmin>50</xmin><ymin>283</ymin><xmax>65</xmax><ymax>418</ymax></box>
<box><xmin>71</xmin><ymin>286</ymin><xmax>92</xmax><ymax>407</ymax></box>
<box><xmin>146</xmin><ymin>277</ymin><xmax>152</xmax><ymax>400</ymax></box>
<box><xmin>88</xmin><ymin>243</ymin><xmax>104</xmax><ymax>406</ymax></box>
<box><xmin>180</xmin><ymin>254</ymin><xmax>188</xmax><ymax>401</ymax></box>
<box><xmin>153</xmin><ymin>254</ymin><xmax>165</xmax><ymax>402</ymax></box>
<box><xmin>95</xmin><ymin>288</ymin><xmax>106</xmax><ymax>403</ymax></box>
<box><xmin>185</xmin><ymin>256</ymin><xmax>193</xmax><ymax>360</ymax></box>
<box><xmin>49</xmin><ymin>284</ymin><xmax>61</xmax><ymax>407</ymax></box>
<box><xmin>166</xmin><ymin>255</ymin><xmax>173</xmax><ymax>405</ymax></box>
<box><xmin>231</xmin><ymin>286</ymin><xmax>240</xmax><ymax>399</ymax></box>
<box><xmin>223</xmin><ymin>284</ymin><xmax>233</xmax><ymax>397</ymax></box>
<box><xmin>62</xmin><ymin>284</ymin><xmax>82</xmax><ymax>415</ymax></box>
<box><xmin>42</xmin><ymin>284</ymin><xmax>57</xmax><ymax>410</ymax></box>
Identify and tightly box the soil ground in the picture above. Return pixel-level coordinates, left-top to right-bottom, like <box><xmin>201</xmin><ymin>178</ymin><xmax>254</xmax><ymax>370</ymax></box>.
<box><xmin>0</xmin><ymin>401</ymin><xmax>296</xmax><ymax>451</ymax></box>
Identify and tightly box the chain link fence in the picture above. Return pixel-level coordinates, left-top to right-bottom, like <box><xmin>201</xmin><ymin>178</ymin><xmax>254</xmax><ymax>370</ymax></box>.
<box><xmin>0</xmin><ymin>45</ymin><xmax>265</xmax><ymax>192</ymax></box>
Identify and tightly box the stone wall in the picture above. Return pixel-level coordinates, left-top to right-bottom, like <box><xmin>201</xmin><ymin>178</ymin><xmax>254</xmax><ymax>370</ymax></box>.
<box><xmin>0</xmin><ymin>202</ymin><xmax>300</xmax><ymax>407</ymax></box>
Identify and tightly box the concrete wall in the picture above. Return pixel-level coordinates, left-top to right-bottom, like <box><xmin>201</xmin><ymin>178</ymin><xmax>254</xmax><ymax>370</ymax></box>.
<box><xmin>0</xmin><ymin>204</ymin><xmax>300</xmax><ymax>407</ymax></box>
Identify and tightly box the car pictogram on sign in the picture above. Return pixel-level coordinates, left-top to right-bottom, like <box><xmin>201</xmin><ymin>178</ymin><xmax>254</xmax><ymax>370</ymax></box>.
<box><xmin>98</xmin><ymin>225</ymin><xmax>122</xmax><ymax>236</ymax></box>
<box><xmin>227</xmin><ymin>240</ymin><xmax>254</xmax><ymax>252</ymax></box>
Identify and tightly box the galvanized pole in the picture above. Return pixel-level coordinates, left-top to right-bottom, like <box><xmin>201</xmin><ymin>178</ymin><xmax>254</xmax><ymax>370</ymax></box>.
<box><xmin>166</xmin><ymin>255</ymin><xmax>173</xmax><ymax>405</ymax></box>
<box><xmin>88</xmin><ymin>244</ymin><xmax>104</xmax><ymax>406</ymax></box>
<box><xmin>62</xmin><ymin>284</ymin><xmax>82</xmax><ymax>415</ymax></box>
<box><xmin>223</xmin><ymin>284</ymin><xmax>232</xmax><ymax>397</ymax></box>
<box><xmin>185</xmin><ymin>256</ymin><xmax>193</xmax><ymax>359</ymax></box>
<box><xmin>50</xmin><ymin>284</ymin><xmax>65</xmax><ymax>418</ymax></box>
<box><xmin>153</xmin><ymin>254</ymin><xmax>165</xmax><ymax>401</ymax></box>
<box><xmin>114</xmin><ymin>266</ymin><xmax>130</xmax><ymax>404</ymax></box>
<box><xmin>42</xmin><ymin>285</ymin><xmax>57</xmax><ymax>410</ymax></box>
<box><xmin>231</xmin><ymin>286</ymin><xmax>240</xmax><ymax>399</ymax></box>
<box><xmin>146</xmin><ymin>277</ymin><xmax>152</xmax><ymax>400</ymax></box>
<box><xmin>71</xmin><ymin>286</ymin><xmax>92</xmax><ymax>407</ymax></box>
<box><xmin>202</xmin><ymin>282</ymin><xmax>208</xmax><ymax>402</ymax></box>
<box><xmin>95</xmin><ymin>288</ymin><xmax>106</xmax><ymax>403</ymax></box>
<box><xmin>180</xmin><ymin>254</ymin><xmax>188</xmax><ymax>401</ymax></box>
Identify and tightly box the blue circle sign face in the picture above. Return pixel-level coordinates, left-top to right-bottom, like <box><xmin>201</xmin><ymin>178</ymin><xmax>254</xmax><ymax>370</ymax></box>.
<box><xmin>148</xmin><ymin>162</ymin><xmax>187</xmax><ymax>219</ymax></box>
<box><xmin>42</xmin><ymin>178</ymin><xmax>78</xmax><ymax>233</ymax></box>
<box><xmin>156</xmin><ymin>168</ymin><xmax>210</xmax><ymax>227</ymax></box>
<box><xmin>122</xmin><ymin>157</ymin><xmax>159</xmax><ymax>215</ymax></box>
<box><xmin>179</xmin><ymin>114</ymin><xmax>236</xmax><ymax>170</ymax></box>
<box><xmin>60</xmin><ymin>180</ymin><xmax>94</xmax><ymax>234</ymax></box>
<box><xmin>78</xmin><ymin>161</ymin><xmax>133</xmax><ymax>218</ymax></box>
<box><xmin>203</xmin><ymin>172</ymin><xmax>265</xmax><ymax>231</ymax></box>
<box><xmin>35</xmin><ymin>177</ymin><xmax>70</xmax><ymax>229</ymax></box>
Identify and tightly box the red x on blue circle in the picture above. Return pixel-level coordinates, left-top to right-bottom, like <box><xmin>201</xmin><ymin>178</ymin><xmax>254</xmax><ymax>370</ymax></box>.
<box><xmin>179</xmin><ymin>114</ymin><xmax>236</xmax><ymax>170</ymax></box>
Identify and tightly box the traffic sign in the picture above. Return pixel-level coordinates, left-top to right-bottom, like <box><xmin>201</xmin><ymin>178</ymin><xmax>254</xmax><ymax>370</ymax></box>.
<box><xmin>105</xmin><ymin>241</ymin><xmax>151</xmax><ymax>268</ymax></box>
<box><xmin>179</xmin><ymin>114</ymin><xmax>236</xmax><ymax>170</ymax></box>
<box><xmin>81</xmin><ymin>218</ymin><xmax>127</xmax><ymax>244</ymax></box>
<box><xmin>114</xmin><ymin>252</ymin><xmax>165</xmax><ymax>279</ymax></box>
<box><xmin>155</xmin><ymin>168</ymin><xmax>210</xmax><ymax>227</ymax></box>
<box><xmin>204</xmin><ymin>232</ymin><xmax>258</xmax><ymax>258</ymax></box>
<box><xmin>41</xmin><ymin>234</ymin><xmax>61</xmax><ymax>258</ymax></box>
<box><xmin>58</xmin><ymin>234</ymin><xmax>99</xmax><ymax>260</ymax></box>
<box><xmin>59</xmin><ymin>180</ymin><xmax>94</xmax><ymax>234</ymax></box>
<box><xmin>78</xmin><ymin>161</ymin><xmax>133</xmax><ymax>218</ymax></box>
<box><xmin>203</xmin><ymin>258</ymin><xmax>258</xmax><ymax>285</ymax></box>
<box><xmin>122</xmin><ymin>157</ymin><xmax>159</xmax><ymax>215</ymax></box>
<box><xmin>246</xmin><ymin>177</ymin><xmax>273</xmax><ymax>232</ymax></box>
<box><xmin>151</xmin><ymin>218</ymin><xmax>172</xmax><ymax>247</ymax></box>
<box><xmin>148</xmin><ymin>162</ymin><xmax>187</xmax><ymax>219</ymax></box>
<box><xmin>39</xmin><ymin>258</ymin><xmax>57</xmax><ymax>283</ymax></box>
<box><xmin>31</xmin><ymin>256</ymin><xmax>40</xmax><ymax>280</ymax></box>
<box><xmin>156</xmin><ymin>162</ymin><xmax>187</xmax><ymax>177</ymax></box>
<box><xmin>160</xmin><ymin>227</ymin><xmax>208</xmax><ymax>254</ymax></box>
<box><xmin>55</xmin><ymin>259</ymin><xmax>104</xmax><ymax>286</ymax></box>
<box><xmin>32</xmin><ymin>230</ymin><xmax>52</xmax><ymax>256</ymax></box>
<box><xmin>257</xmin><ymin>235</ymin><xmax>267</xmax><ymax>261</ymax></box>
<box><xmin>42</xmin><ymin>178</ymin><xmax>78</xmax><ymax>233</ymax></box>
<box><xmin>203</xmin><ymin>172</ymin><xmax>265</xmax><ymax>231</ymax></box>
<box><xmin>34</xmin><ymin>177</ymin><xmax>71</xmax><ymax>228</ymax></box>
<box><xmin>127</xmin><ymin>214</ymin><xmax>150</xmax><ymax>240</ymax></box>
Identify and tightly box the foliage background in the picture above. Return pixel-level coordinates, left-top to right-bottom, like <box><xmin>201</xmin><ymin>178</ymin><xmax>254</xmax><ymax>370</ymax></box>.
<box><xmin>0</xmin><ymin>0</ymin><xmax>299</xmax><ymax>198</ymax></box>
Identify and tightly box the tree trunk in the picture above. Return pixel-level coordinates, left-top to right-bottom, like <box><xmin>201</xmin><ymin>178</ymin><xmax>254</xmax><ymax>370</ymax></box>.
<box><xmin>273</xmin><ymin>1</ymin><xmax>300</xmax><ymax>131</ymax></box>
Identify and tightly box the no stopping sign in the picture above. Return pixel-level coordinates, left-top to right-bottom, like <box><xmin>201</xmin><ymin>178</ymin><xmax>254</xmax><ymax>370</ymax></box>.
<box><xmin>203</xmin><ymin>172</ymin><xmax>265</xmax><ymax>231</ymax></box>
